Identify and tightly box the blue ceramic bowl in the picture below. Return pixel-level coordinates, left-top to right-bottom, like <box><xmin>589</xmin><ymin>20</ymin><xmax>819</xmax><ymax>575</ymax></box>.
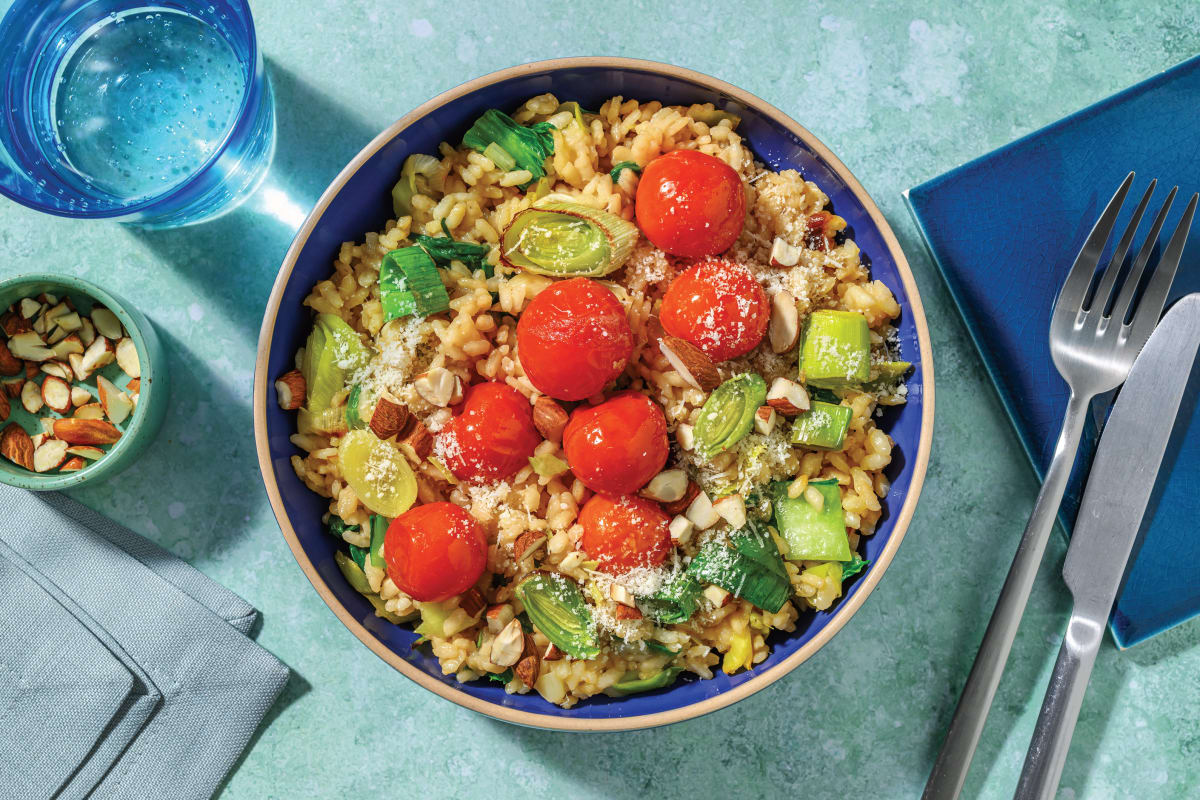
<box><xmin>255</xmin><ymin>58</ymin><xmax>935</xmax><ymax>730</ymax></box>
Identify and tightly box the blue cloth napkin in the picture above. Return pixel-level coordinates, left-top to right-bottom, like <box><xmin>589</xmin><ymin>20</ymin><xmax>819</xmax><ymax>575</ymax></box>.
<box><xmin>0</xmin><ymin>485</ymin><xmax>289</xmax><ymax>800</ymax></box>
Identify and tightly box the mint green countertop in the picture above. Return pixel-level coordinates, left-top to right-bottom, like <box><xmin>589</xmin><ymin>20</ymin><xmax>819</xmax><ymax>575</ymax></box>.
<box><xmin>3</xmin><ymin>2</ymin><xmax>1198</xmax><ymax>798</ymax></box>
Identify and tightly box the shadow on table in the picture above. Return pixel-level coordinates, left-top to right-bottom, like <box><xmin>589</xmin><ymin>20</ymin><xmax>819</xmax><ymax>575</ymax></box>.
<box><xmin>124</xmin><ymin>58</ymin><xmax>379</xmax><ymax>340</ymax></box>
<box><xmin>214</xmin><ymin>669</ymin><xmax>312</xmax><ymax>800</ymax></box>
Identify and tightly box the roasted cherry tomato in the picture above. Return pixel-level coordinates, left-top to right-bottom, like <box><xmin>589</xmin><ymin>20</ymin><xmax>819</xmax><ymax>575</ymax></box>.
<box><xmin>580</xmin><ymin>493</ymin><xmax>672</xmax><ymax>573</ymax></box>
<box><xmin>563</xmin><ymin>391</ymin><xmax>668</xmax><ymax>495</ymax></box>
<box><xmin>439</xmin><ymin>382</ymin><xmax>540</xmax><ymax>482</ymax></box>
<box><xmin>517</xmin><ymin>277</ymin><xmax>634</xmax><ymax>401</ymax></box>
<box><xmin>383</xmin><ymin>501</ymin><xmax>487</xmax><ymax>602</ymax></box>
<box><xmin>659</xmin><ymin>259</ymin><xmax>768</xmax><ymax>362</ymax></box>
<box><xmin>635</xmin><ymin>150</ymin><xmax>746</xmax><ymax>258</ymax></box>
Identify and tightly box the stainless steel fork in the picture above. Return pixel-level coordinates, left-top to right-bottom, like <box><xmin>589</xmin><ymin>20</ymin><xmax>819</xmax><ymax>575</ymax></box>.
<box><xmin>923</xmin><ymin>172</ymin><xmax>1198</xmax><ymax>800</ymax></box>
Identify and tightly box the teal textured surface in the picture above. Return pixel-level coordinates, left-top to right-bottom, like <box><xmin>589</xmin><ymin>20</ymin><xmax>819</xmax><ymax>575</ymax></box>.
<box><xmin>1</xmin><ymin>1</ymin><xmax>1199</xmax><ymax>798</ymax></box>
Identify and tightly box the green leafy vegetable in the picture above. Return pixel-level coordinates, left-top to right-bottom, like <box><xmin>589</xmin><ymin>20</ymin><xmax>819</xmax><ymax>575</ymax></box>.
<box><xmin>609</xmin><ymin>160</ymin><xmax>642</xmax><ymax>182</ymax></box>
<box><xmin>640</xmin><ymin>571</ymin><xmax>702</xmax><ymax>625</ymax></box>
<box><xmin>500</xmin><ymin>201</ymin><xmax>638</xmax><ymax>277</ymax></box>
<box><xmin>841</xmin><ymin>554</ymin><xmax>870</xmax><ymax>581</ymax></box>
<box><xmin>606</xmin><ymin>667</ymin><xmax>684</xmax><ymax>697</ymax></box>
<box><xmin>693</xmin><ymin>373</ymin><xmax>768</xmax><ymax>458</ymax></box>
<box><xmin>687</xmin><ymin>520</ymin><xmax>790</xmax><ymax>613</ymax></box>
<box><xmin>380</xmin><ymin>247</ymin><xmax>451</xmax><ymax>320</ymax></box>
<box><xmin>368</xmin><ymin>514</ymin><xmax>388</xmax><ymax>569</ymax></box>
<box><xmin>462</xmin><ymin>109</ymin><xmax>555</xmax><ymax>187</ymax></box>
<box><xmin>344</xmin><ymin>384</ymin><xmax>370</xmax><ymax>430</ymax></box>
<box><xmin>644</xmin><ymin>640</ymin><xmax>677</xmax><ymax>656</ymax></box>
<box><xmin>391</xmin><ymin>153</ymin><xmax>441</xmax><ymax>217</ymax></box>
<box><xmin>348</xmin><ymin>544</ymin><xmax>368</xmax><ymax>571</ymax></box>
<box><xmin>515</xmin><ymin>572</ymin><xmax>600</xmax><ymax>659</ymax></box>
<box><xmin>771</xmin><ymin>479</ymin><xmax>851</xmax><ymax>562</ymax></box>
<box><xmin>301</xmin><ymin>314</ymin><xmax>373</xmax><ymax>412</ymax></box>
<box><xmin>789</xmin><ymin>400</ymin><xmax>853</xmax><ymax>451</ymax></box>
<box><xmin>799</xmin><ymin>310</ymin><xmax>871</xmax><ymax>388</ymax></box>
<box><xmin>411</xmin><ymin>233</ymin><xmax>492</xmax><ymax>277</ymax></box>
<box><xmin>487</xmin><ymin>669</ymin><xmax>514</xmax><ymax>684</ymax></box>
<box><xmin>326</xmin><ymin>515</ymin><xmax>361</xmax><ymax>540</ymax></box>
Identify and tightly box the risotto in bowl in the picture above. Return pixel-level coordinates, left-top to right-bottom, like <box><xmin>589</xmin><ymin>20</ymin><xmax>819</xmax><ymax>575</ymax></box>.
<box><xmin>255</xmin><ymin>58</ymin><xmax>934</xmax><ymax>730</ymax></box>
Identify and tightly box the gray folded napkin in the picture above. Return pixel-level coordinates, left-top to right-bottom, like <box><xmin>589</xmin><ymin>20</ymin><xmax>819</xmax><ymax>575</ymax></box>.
<box><xmin>0</xmin><ymin>485</ymin><xmax>289</xmax><ymax>800</ymax></box>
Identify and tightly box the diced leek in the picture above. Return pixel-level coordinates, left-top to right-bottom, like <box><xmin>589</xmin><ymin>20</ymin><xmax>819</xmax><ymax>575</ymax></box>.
<box><xmin>606</xmin><ymin>667</ymin><xmax>684</xmax><ymax>696</ymax></box>
<box><xmin>461</xmin><ymin>109</ymin><xmax>555</xmax><ymax>187</ymax></box>
<box><xmin>722</xmin><ymin>628</ymin><xmax>754</xmax><ymax>674</ymax></box>
<box><xmin>391</xmin><ymin>153</ymin><xmax>441</xmax><ymax>217</ymax></box>
<box><xmin>337</xmin><ymin>429</ymin><xmax>417</xmax><ymax>517</ymax></box>
<box><xmin>609</xmin><ymin>160</ymin><xmax>642</xmax><ymax>182</ymax></box>
<box><xmin>802</xmin><ymin>562</ymin><xmax>844</xmax><ymax>607</ymax></box>
<box><xmin>380</xmin><ymin>247</ymin><xmax>451</xmax><ymax>320</ymax></box>
<box><xmin>687</xmin><ymin>521</ymin><xmax>790</xmax><ymax>613</ymax></box>
<box><xmin>411</xmin><ymin>233</ymin><xmax>492</xmax><ymax>276</ymax></box>
<box><xmin>555</xmin><ymin>101</ymin><xmax>588</xmax><ymax>130</ymax></box>
<box><xmin>482</xmin><ymin>141</ymin><xmax>516</xmax><ymax>171</ymax></box>
<box><xmin>413</xmin><ymin>600</ymin><xmax>454</xmax><ymax>640</ymax></box>
<box><xmin>500</xmin><ymin>201</ymin><xmax>638</xmax><ymax>277</ymax></box>
<box><xmin>688</xmin><ymin>104</ymin><xmax>742</xmax><ymax>129</ymax></box>
<box><xmin>365</xmin><ymin>592</ymin><xmax>414</xmax><ymax>624</ymax></box>
<box><xmin>335</xmin><ymin>551</ymin><xmax>372</xmax><ymax>595</ymax></box>
<box><xmin>301</xmin><ymin>314</ymin><xmax>373</xmax><ymax>412</ymax></box>
<box><xmin>799</xmin><ymin>310</ymin><xmax>871</xmax><ymax>388</ymax></box>
<box><xmin>771</xmin><ymin>479</ymin><xmax>851</xmax><ymax>562</ymax></box>
<box><xmin>345</xmin><ymin>383</ymin><xmax>370</xmax><ymax>430</ymax></box>
<box><xmin>789</xmin><ymin>400</ymin><xmax>853</xmax><ymax>451</ymax></box>
<box><xmin>515</xmin><ymin>572</ymin><xmax>600</xmax><ymax>659</ymax></box>
<box><xmin>640</xmin><ymin>571</ymin><xmax>702</xmax><ymax>625</ymax></box>
<box><xmin>528</xmin><ymin>176</ymin><xmax>551</xmax><ymax>203</ymax></box>
<box><xmin>693</xmin><ymin>374</ymin><xmax>768</xmax><ymax>459</ymax></box>
<box><xmin>528</xmin><ymin>453</ymin><xmax>569</xmax><ymax>479</ymax></box>
<box><xmin>368</xmin><ymin>514</ymin><xmax>388</xmax><ymax>568</ymax></box>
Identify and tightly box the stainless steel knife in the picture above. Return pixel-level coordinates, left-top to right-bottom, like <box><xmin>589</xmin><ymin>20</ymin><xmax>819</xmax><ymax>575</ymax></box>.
<box><xmin>1014</xmin><ymin>292</ymin><xmax>1200</xmax><ymax>800</ymax></box>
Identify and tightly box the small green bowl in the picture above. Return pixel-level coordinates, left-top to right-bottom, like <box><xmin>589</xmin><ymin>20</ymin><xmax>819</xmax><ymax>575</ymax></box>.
<box><xmin>0</xmin><ymin>273</ymin><xmax>169</xmax><ymax>490</ymax></box>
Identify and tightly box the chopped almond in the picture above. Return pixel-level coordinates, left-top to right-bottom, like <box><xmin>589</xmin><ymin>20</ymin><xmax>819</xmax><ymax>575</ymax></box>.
<box><xmin>73</xmin><ymin>403</ymin><xmax>105</xmax><ymax>420</ymax></box>
<box><xmin>491</xmin><ymin>618</ymin><xmax>525</xmax><ymax>667</ymax></box>
<box><xmin>1</xmin><ymin>423</ymin><xmax>35</xmax><ymax>470</ymax></box>
<box><xmin>1</xmin><ymin>378</ymin><xmax>23</xmax><ymax>398</ymax></box>
<box><xmin>514</xmin><ymin>633</ymin><xmax>541</xmax><ymax>686</ymax></box>
<box><xmin>0</xmin><ymin>392</ymin><xmax>7</xmax><ymax>423</ymax></box>
<box><xmin>542</xmin><ymin>643</ymin><xmax>564</xmax><ymax>661</ymax></box>
<box><xmin>485</xmin><ymin>603</ymin><xmax>515</xmax><ymax>635</ymax></box>
<box><xmin>609</xmin><ymin>583</ymin><xmax>636</xmax><ymax>608</ymax></box>
<box><xmin>51</xmin><ymin>334</ymin><xmax>84</xmax><ymax>359</ymax></box>
<box><xmin>659</xmin><ymin>336</ymin><xmax>720</xmax><ymax>391</ymax></box>
<box><xmin>668</xmin><ymin>515</ymin><xmax>694</xmax><ymax>545</ymax></box>
<box><xmin>20</xmin><ymin>380</ymin><xmax>42</xmax><ymax>414</ymax></box>
<box><xmin>80</xmin><ymin>336</ymin><xmax>115</xmax><ymax>374</ymax></box>
<box><xmin>8</xmin><ymin>331</ymin><xmax>54</xmax><ymax>362</ymax></box>
<box><xmin>67</xmin><ymin>352</ymin><xmax>89</xmax><ymax>382</ymax></box>
<box><xmin>54</xmin><ymin>312</ymin><xmax>82</xmax><ymax>333</ymax></box>
<box><xmin>675</xmin><ymin>423</ymin><xmax>695</xmax><ymax>451</ymax></box>
<box><xmin>115</xmin><ymin>338</ymin><xmax>140</xmax><ymax>378</ymax></box>
<box><xmin>713</xmin><ymin>493</ymin><xmax>748</xmax><ymax>529</ymax></box>
<box><xmin>125</xmin><ymin>378</ymin><xmax>140</xmax><ymax>397</ymax></box>
<box><xmin>41</xmin><ymin>375</ymin><xmax>72</xmax><ymax>414</ymax></box>
<box><xmin>0</xmin><ymin>339</ymin><xmax>23</xmax><ymax>375</ymax></box>
<box><xmin>754</xmin><ymin>405</ymin><xmax>777</xmax><ymax>435</ymax></box>
<box><xmin>37</xmin><ymin>417</ymin><xmax>56</xmax><ymax>436</ymax></box>
<box><xmin>532</xmin><ymin>396</ymin><xmax>568</xmax><ymax>443</ymax></box>
<box><xmin>0</xmin><ymin>310</ymin><xmax>30</xmax><ymax>337</ymax></box>
<box><xmin>413</xmin><ymin>367</ymin><xmax>461</xmax><ymax>407</ymax></box>
<box><xmin>766</xmin><ymin>377</ymin><xmax>810</xmax><ymax>416</ymax></box>
<box><xmin>18</xmin><ymin>298</ymin><xmax>41</xmax><ymax>319</ymax></box>
<box><xmin>70</xmin><ymin>386</ymin><xmax>91</xmax><ymax>407</ymax></box>
<box><xmin>368</xmin><ymin>392</ymin><xmax>410</xmax><ymax>439</ymax></box>
<box><xmin>769</xmin><ymin>291</ymin><xmax>800</xmax><ymax>353</ymax></box>
<box><xmin>32</xmin><ymin>439</ymin><xmax>69</xmax><ymax>473</ymax></box>
<box><xmin>77</xmin><ymin>318</ymin><xmax>96</xmax><ymax>347</ymax></box>
<box><xmin>769</xmin><ymin>236</ymin><xmax>803</xmax><ymax>267</ymax></box>
<box><xmin>614</xmin><ymin>604</ymin><xmax>643</xmax><ymax>621</ymax></box>
<box><xmin>66</xmin><ymin>445</ymin><xmax>105</xmax><ymax>461</ymax></box>
<box><xmin>40</xmin><ymin>361</ymin><xmax>72</xmax><ymax>381</ymax></box>
<box><xmin>459</xmin><ymin>588</ymin><xmax>486</xmax><ymax>618</ymax></box>
<box><xmin>513</xmin><ymin>531</ymin><xmax>546</xmax><ymax>561</ymax></box>
<box><xmin>703</xmin><ymin>584</ymin><xmax>732</xmax><ymax>608</ymax></box>
<box><xmin>96</xmin><ymin>375</ymin><xmax>133</xmax><ymax>425</ymax></box>
<box><xmin>641</xmin><ymin>468</ymin><xmax>689</xmax><ymax>503</ymax></box>
<box><xmin>30</xmin><ymin>433</ymin><xmax>45</xmax><ymax>449</ymax></box>
<box><xmin>400</xmin><ymin>421</ymin><xmax>433</xmax><ymax>460</ymax></box>
<box><xmin>91</xmin><ymin>307</ymin><xmax>124</xmax><ymax>340</ymax></box>
<box><xmin>53</xmin><ymin>418</ymin><xmax>121</xmax><ymax>446</ymax></box>
<box><xmin>59</xmin><ymin>456</ymin><xmax>86</xmax><ymax>473</ymax></box>
<box><xmin>662</xmin><ymin>479</ymin><xmax>701</xmax><ymax>516</ymax></box>
<box><xmin>685</xmin><ymin>490</ymin><xmax>721</xmax><ymax>530</ymax></box>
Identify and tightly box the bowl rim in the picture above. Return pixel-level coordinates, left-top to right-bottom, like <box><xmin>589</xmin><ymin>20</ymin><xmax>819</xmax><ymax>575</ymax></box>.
<box><xmin>0</xmin><ymin>271</ymin><xmax>159</xmax><ymax>490</ymax></box>
<box><xmin>254</xmin><ymin>56</ymin><xmax>935</xmax><ymax>731</ymax></box>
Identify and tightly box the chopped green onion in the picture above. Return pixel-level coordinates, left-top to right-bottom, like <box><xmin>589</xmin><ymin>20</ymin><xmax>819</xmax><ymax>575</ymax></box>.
<box><xmin>500</xmin><ymin>201</ymin><xmax>638</xmax><ymax>277</ymax></box>
<box><xmin>528</xmin><ymin>453</ymin><xmax>569</xmax><ymax>479</ymax></box>
<box><xmin>789</xmin><ymin>400</ymin><xmax>853</xmax><ymax>451</ymax></box>
<box><xmin>693</xmin><ymin>373</ymin><xmax>768</xmax><ymax>459</ymax></box>
<box><xmin>301</xmin><ymin>314</ymin><xmax>373</xmax><ymax>412</ymax></box>
<box><xmin>391</xmin><ymin>153</ymin><xmax>441</xmax><ymax>217</ymax></box>
<box><xmin>515</xmin><ymin>572</ymin><xmax>599</xmax><ymax>659</ymax></box>
<box><xmin>380</xmin><ymin>247</ymin><xmax>451</xmax><ymax>320</ymax></box>
<box><xmin>461</xmin><ymin>109</ymin><xmax>555</xmax><ymax>188</ymax></box>
<box><xmin>482</xmin><ymin>141</ymin><xmax>516</xmax><ymax>171</ymax></box>
<box><xmin>687</xmin><ymin>520</ymin><xmax>790</xmax><ymax>613</ymax></box>
<box><xmin>609</xmin><ymin>160</ymin><xmax>642</xmax><ymax>182</ymax></box>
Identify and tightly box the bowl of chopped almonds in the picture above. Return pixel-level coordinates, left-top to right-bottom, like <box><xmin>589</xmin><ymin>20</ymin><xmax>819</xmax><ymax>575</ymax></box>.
<box><xmin>0</xmin><ymin>273</ymin><xmax>169</xmax><ymax>490</ymax></box>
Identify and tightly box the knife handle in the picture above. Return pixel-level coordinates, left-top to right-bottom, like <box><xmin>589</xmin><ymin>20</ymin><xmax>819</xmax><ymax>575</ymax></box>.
<box><xmin>1014</xmin><ymin>613</ymin><xmax>1104</xmax><ymax>800</ymax></box>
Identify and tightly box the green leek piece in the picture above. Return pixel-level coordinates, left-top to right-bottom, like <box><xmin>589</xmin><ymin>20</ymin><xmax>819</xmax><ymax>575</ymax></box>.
<box><xmin>609</xmin><ymin>160</ymin><xmax>642</xmax><ymax>182</ymax></box>
<box><xmin>688</xmin><ymin>105</ymin><xmax>742</xmax><ymax>129</ymax></box>
<box><xmin>301</xmin><ymin>314</ymin><xmax>373</xmax><ymax>412</ymax></box>
<box><xmin>380</xmin><ymin>247</ymin><xmax>451</xmax><ymax>320</ymax></box>
<box><xmin>345</xmin><ymin>384</ymin><xmax>369</xmax><ymax>430</ymax></box>
<box><xmin>771</xmin><ymin>479</ymin><xmax>851</xmax><ymax>562</ymax></box>
<box><xmin>555</xmin><ymin>101</ymin><xmax>588</xmax><ymax>130</ymax></box>
<box><xmin>368</xmin><ymin>514</ymin><xmax>388</xmax><ymax>569</ymax></box>
<box><xmin>482</xmin><ymin>141</ymin><xmax>516</xmax><ymax>171</ymax></box>
<box><xmin>841</xmin><ymin>554</ymin><xmax>869</xmax><ymax>581</ymax></box>
<box><xmin>335</xmin><ymin>551</ymin><xmax>372</xmax><ymax>595</ymax></box>
<box><xmin>804</xmin><ymin>562</ymin><xmax>843</xmax><ymax>599</ymax></box>
<box><xmin>391</xmin><ymin>153</ymin><xmax>440</xmax><ymax>217</ymax></box>
<box><xmin>811</xmin><ymin>387</ymin><xmax>841</xmax><ymax>404</ymax></box>
<box><xmin>461</xmin><ymin>109</ymin><xmax>555</xmax><ymax>187</ymax></box>
<box><xmin>365</xmin><ymin>592</ymin><xmax>413</xmax><ymax>624</ymax></box>
<box><xmin>414</xmin><ymin>600</ymin><xmax>454</xmax><ymax>640</ymax></box>
<box><xmin>326</xmin><ymin>515</ymin><xmax>361</xmax><ymax>541</ymax></box>
<box><xmin>867</xmin><ymin>360</ymin><xmax>912</xmax><ymax>388</ymax></box>
<box><xmin>687</xmin><ymin>521</ymin><xmax>790</xmax><ymax>613</ymax></box>
<box><xmin>789</xmin><ymin>400</ymin><xmax>853</xmax><ymax>451</ymax></box>
<box><xmin>640</xmin><ymin>571</ymin><xmax>702</xmax><ymax>625</ymax></box>
<box><xmin>693</xmin><ymin>373</ymin><xmax>768</xmax><ymax>459</ymax></box>
<box><xmin>515</xmin><ymin>572</ymin><xmax>600</xmax><ymax>659</ymax></box>
<box><xmin>411</xmin><ymin>233</ymin><xmax>492</xmax><ymax>276</ymax></box>
<box><xmin>606</xmin><ymin>667</ymin><xmax>683</xmax><ymax>697</ymax></box>
<box><xmin>337</xmin><ymin>429</ymin><xmax>418</xmax><ymax>518</ymax></box>
<box><xmin>799</xmin><ymin>310</ymin><xmax>871</xmax><ymax>388</ymax></box>
<box><xmin>722</xmin><ymin>628</ymin><xmax>753</xmax><ymax>674</ymax></box>
<box><xmin>500</xmin><ymin>201</ymin><xmax>638</xmax><ymax>277</ymax></box>
<box><xmin>528</xmin><ymin>453</ymin><xmax>569</xmax><ymax>479</ymax></box>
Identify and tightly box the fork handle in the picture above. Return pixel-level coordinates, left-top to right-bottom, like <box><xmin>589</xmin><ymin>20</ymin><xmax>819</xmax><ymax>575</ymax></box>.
<box><xmin>1014</xmin><ymin>611</ymin><xmax>1104</xmax><ymax>800</ymax></box>
<box><xmin>923</xmin><ymin>390</ymin><xmax>1091</xmax><ymax>800</ymax></box>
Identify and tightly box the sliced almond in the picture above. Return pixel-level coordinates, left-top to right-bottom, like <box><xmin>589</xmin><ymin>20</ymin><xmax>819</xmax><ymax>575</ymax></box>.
<box><xmin>41</xmin><ymin>375</ymin><xmax>72</xmax><ymax>414</ymax></box>
<box><xmin>50</xmin><ymin>334</ymin><xmax>84</xmax><ymax>360</ymax></box>
<box><xmin>53</xmin><ymin>418</ymin><xmax>121</xmax><ymax>446</ymax></box>
<box><xmin>614</xmin><ymin>604</ymin><xmax>643</xmax><ymax>621</ymax></box>
<box><xmin>45</xmin><ymin>326</ymin><xmax>70</xmax><ymax>346</ymax></box>
<box><xmin>115</xmin><ymin>338</ymin><xmax>140</xmax><ymax>378</ymax></box>
<box><xmin>662</xmin><ymin>480</ymin><xmax>700</xmax><ymax>517</ymax></box>
<box><xmin>274</xmin><ymin>369</ymin><xmax>306</xmax><ymax>411</ymax></box>
<box><xmin>513</xmin><ymin>531</ymin><xmax>546</xmax><ymax>561</ymax></box>
<box><xmin>766</xmin><ymin>377</ymin><xmax>810</xmax><ymax>416</ymax></box>
<box><xmin>685</xmin><ymin>490</ymin><xmax>721</xmax><ymax>530</ymax></box>
<box><xmin>401</xmin><ymin>421</ymin><xmax>433</xmax><ymax>460</ymax></box>
<box><xmin>38</xmin><ymin>417</ymin><xmax>56</xmax><ymax>436</ymax></box>
<box><xmin>91</xmin><ymin>308</ymin><xmax>124</xmax><ymax>340</ymax></box>
<box><xmin>0</xmin><ymin>340</ymin><xmax>20</xmax><ymax>377</ymax></box>
<box><xmin>0</xmin><ymin>391</ymin><xmax>7</xmax><ymax>423</ymax></box>
<box><xmin>55</xmin><ymin>312</ymin><xmax>82</xmax><ymax>333</ymax></box>
<box><xmin>669</xmin><ymin>515</ymin><xmax>694</xmax><ymax>545</ymax></box>
<box><xmin>41</xmin><ymin>361</ymin><xmax>72</xmax><ymax>381</ymax></box>
<box><xmin>713</xmin><ymin>493</ymin><xmax>748</xmax><ymax>529</ymax></box>
<box><xmin>96</xmin><ymin>375</ymin><xmax>133</xmax><ymax>425</ymax></box>
<box><xmin>59</xmin><ymin>456</ymin><xmax>86</xmax><ymax>473</ymax></box>
<box><xmin>675</xmin><ymin>423</ymin><xmax>695</xmax><ymax>451</ymax></box>
<box><xmin>413</xmin><ymin>367</ymin><xmax>461</xmax><ymax>408</ymax></box>
<box><xmin>491</xmin><ymin>618</ymin><xmax>525</xmax><ymax>667</ymax></box>
<box><xmin>70</xmin><ymin>386</ymin><xmax>91</xmax><ymax>407</ymax></box>
<box><xmin>659</xmin><ymin>336</ymin><xmax>720</xmax><ymax>391</ymax></box>
<box><xmin>1</xmin><ymin>423</ymin><xmax>34</xmax><ymax>470</ymax></box>
<box><xmin>73</xmin><ymin>403</ymin><xmax>106</xmax><ymax>420</ymax></box>
<box><xmin>532</xmin><ymin>395</ymin><xmax>568</xmax><ymax>443</ymax></box>
<box><xmin>18</xmin><ymin>298</ymin><xmax>42</xmax><ymax>319</ymax></box>
<box><xmin>1</xmin><ymin>378</ymin><xmax>24</xmax><ymax>398</ymax></box>
<box><xmin>68</xmin><ymin>352</ymin><xmax>89</xmax><ymax>382</ymax></box>
<box><xmin>514</xmin><ymin>633</ymin><xmax>541</xmax><ymax>687</ymax></box>
<box><xmin>67</xmin><ymin>445</ymin><xmax>105</xmax><ymax>460</ymax></box>
<box><xmin>769</xmin><ymin>236</ymin><xmax>802</xmax><ymax>267</ymax></box>
<box><xmin>80</xmin><ymin>336</ymin><xmax>115</xmax><ymax>373</ymax></box>
<box><xmin>77</xmin><ymin>318</ymin><xmax>96</xmax><ymax>347</ymax></box>
<box><xmin>609</xmin><ymin>583</ymin><xmax>636</xmax><ymax>608</ymax></box>
<box><xmin>1</xmin><ymin>310</ymin><xmax>31</xmax><ymax>337</ymax></box>
<box><xmin>485</xmin><ymin>603</ymin><xmax>515</xmax><ymax>635</ymax></box>
<box><xmin>754</xmin><ymin>405</ymin><xmax>777</xmax><ymax>435</ymax></box>
<box><xmin>769</xmin><ymin>290</ymin><xmax>800</xmax><ymax>354</ymax></box>
<box><xmin>42</xmin><ymin>302</ymin><xmax>70</xmax><ymax>325</ymax></box>
<box><xmin>20</xmin><ymin>380</ymin><xmax>43</xmax><ymax>414</ymax></box>
<box><xmin>7</xmin><ymin>332</ymin><xmax>53</xmax><ymax>364</ymax></box>
<box><xmin>368</xmin><ymin>392</ymin><xmax>410</xmax><ymax>439</ymax></box>
<box><xmin>703</xmin><ymin>584</ymin><xmax>732</xmax><ymax>608</ymax></box>
<box><xmin>641</xmin><ymin>468</ymin><xmax>689</xmax><ymax>503</ymax></box>
<box><xmin>32</xmin><ymin>439</ymin><xmax>69</xmax><ymax>473</ymax></box>
<box><xmin>30</xmin><ymin>432</ymin><xmax>45</xmax><ymax>449</ymax></box>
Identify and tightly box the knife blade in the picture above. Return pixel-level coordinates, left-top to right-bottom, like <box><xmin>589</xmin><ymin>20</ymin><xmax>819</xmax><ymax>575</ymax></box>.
<box><xmin>1015</xmin><ymin>292</ymin><xmax>1200</xmax><ymax>800</ymax></box>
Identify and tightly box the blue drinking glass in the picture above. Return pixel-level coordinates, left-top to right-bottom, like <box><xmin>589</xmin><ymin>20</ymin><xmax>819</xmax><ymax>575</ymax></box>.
<box><xmin>0</xmin><ymin>0</ymin><xmax>274</xmax><ymax>228</ymax></box>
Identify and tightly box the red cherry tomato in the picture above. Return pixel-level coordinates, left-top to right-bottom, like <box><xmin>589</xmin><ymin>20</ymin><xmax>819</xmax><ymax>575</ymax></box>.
<box><xmin>438</xmin><ymin>382</ymin><xmax>540</xmax><ymax>482</ymax></box>
<box><xmin>517</xmin><ymin>277</ymin><xmax>634</xmax><ymax>401</ymax></box>
<box><xmin>635</xmin><ymin>150</ymin><xmax>746</xmax><ymax>258</ymax></box>
<box><xmin>383</xmin><ymin>501</ymin><xmax>487</xmax><ymax>602</ymax></box>
<box><xmin>659</xmin><ymin>259</ymin><xmax>769</xmax><ymax>361</ymax></box>
<box><xmin>563</xmin><ymin>391</ymin><xmax>668</xmax><ymax>495</ymax></box>
<box><xmin>579</xmin><ymin>493</ymin><xmax>672</xmax><ymax>573</ymax></box>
